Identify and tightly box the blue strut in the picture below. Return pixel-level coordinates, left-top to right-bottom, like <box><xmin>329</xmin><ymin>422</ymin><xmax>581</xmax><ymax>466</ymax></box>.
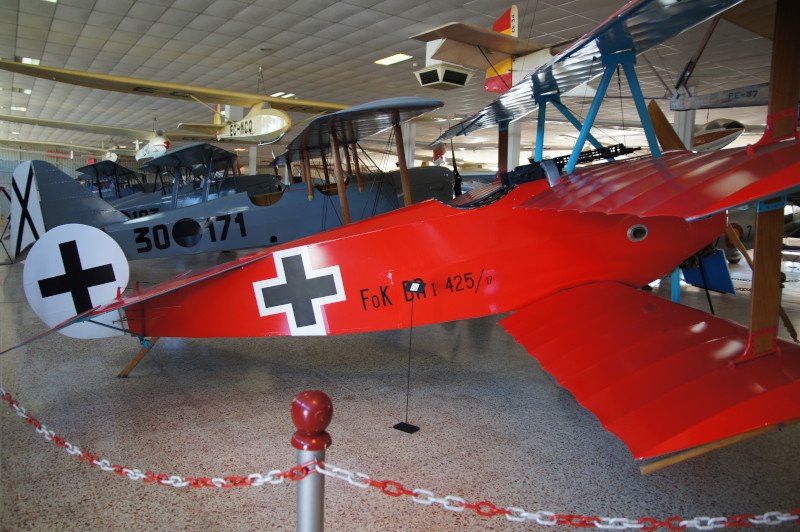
<box><xmin>564</xmin><ymin>50</ymin><xmax>662</xmax><ymax>175</ymax></box>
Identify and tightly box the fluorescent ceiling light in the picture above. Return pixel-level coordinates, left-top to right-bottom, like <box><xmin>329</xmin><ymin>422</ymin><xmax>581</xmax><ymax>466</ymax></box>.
<box><xmin>10</xmin><ymin>106</ymin><xmax>27</xmax><ymax>111</ymax></box>
<box><xmin>11</xmin><ymin>131</ymin><xmax>19</xmax><ymax>135</ymax></box>
<box><xmin>42</xmin><ymin>0</ymin><xmax>57</xmax><ymax>3</ymax></box>
<box><xmin>374</xmin><ymin>53</ymin><xmax>412</xmax><ymax>66</ymax></box>
<box><xmin>280</xmin><ymin>93</ymin><xmax>295</xmax><ymax>98</ymax></box>
<box><xmin>23</xmin><ymin>89</ymin><xmax>32</xmax><ymax>95</ymax></box>
<box><xmin>20</xmin><ymin>57</ymin><xmax>40</xmax><ymax>65</ymax></box>
<box><xmin>270</xmin><ymin>91</ymin><xmax>285</xmax><ymax>97</ymax></box>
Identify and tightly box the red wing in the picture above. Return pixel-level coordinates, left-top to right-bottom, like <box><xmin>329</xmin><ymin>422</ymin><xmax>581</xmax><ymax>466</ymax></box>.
<box><xmin>521</xmin><ymin>140</ymin><xmax>800</xmax><ymax>220</ymax></box>
<box><xmin>500</xmin><ymin>282</ymin><xmax>800</xmax><ymax>460</ymax></box>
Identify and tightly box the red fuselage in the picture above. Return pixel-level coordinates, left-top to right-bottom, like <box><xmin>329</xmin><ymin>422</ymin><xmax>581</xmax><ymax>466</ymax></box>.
<box><xmin>125</xmin><ymin>179</ymin><xmax>725</xmax><ymax>338</ymax></box>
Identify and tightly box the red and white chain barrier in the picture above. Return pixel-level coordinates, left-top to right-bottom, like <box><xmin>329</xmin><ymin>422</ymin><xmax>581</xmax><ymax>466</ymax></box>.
<box><xmin>2</xmin><ymin>386</ymin><xmax>798</xmax><ymax>529</ymax></box>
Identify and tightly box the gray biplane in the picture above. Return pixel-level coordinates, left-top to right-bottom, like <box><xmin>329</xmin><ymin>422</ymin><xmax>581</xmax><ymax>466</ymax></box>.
<box><xmin>9</xmin><ymin>97</ymin><xmax>453</xmax><ymax>260</ymax></box>
<box><xmin>75</xmin><ymin>145</ymin><xmax>283</xmax><ymax>219</ymax></box>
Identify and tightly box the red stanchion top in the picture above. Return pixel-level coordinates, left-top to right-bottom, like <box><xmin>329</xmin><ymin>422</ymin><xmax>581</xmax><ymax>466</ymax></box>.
<box><xmin>291</xmin><ymin>390</ymin><xmax>333</xmax><ymax>451</ymax></box>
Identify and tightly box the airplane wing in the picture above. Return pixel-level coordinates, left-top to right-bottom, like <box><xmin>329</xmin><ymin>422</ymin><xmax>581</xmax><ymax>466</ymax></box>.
<box><xmin>174</xmin><ymin>122</ymin><xmax>223</xmax><ymax>135</ymax></box>
<box><xmin>0</xmin><ymin>58</ymin><xmax>348</xmax><ymax>114</ymax></box>
<box><xmin>0</xmin><ymin>113</ymin><xmax>214</xmax><ymax>141</ymax></box>
<box><xmin>410</xmin><ymin>22</ymin><xmax>549</xmax><ymax>70</ymax></box>
<box><xmin>499</xmin><ymin>281</ymin><xmax>800</xmax><ymax>460</ymax></box>
<box><xmin>272</xmin><ymin>97</ymin><xmax>443</xmax><ymax>165</ymax></box>
<box><xmin>434</xmin><ymin>0</ymin><xmax>744</xmax><ymax>142</ymax></box>
<box><xmin>0</xmin><ymin>138</ymin><xmax>136</xmax><ymax>156</ymax></box>
<box><xmin>520</xmin><ymin>139</ymin><xmax>800</xmax><ymax>220</ymax></box>
<box><xmin>721</xmin><ymin>0</ymin><xmax>774</xmax><ymax>39</ymax></box>
<box><xmin>76</xmin><ymin>160</ymin><xmax>141</xmax><ymax>179</ymax></box>
<box><xmin>141</xmin><ymin>142</ymin><xmax>237</xmax><ymax>172</ymax></box>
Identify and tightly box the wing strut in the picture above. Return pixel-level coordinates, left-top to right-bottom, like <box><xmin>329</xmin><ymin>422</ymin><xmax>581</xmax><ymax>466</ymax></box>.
<box><xmin>738</xmin><ymin>0</ymin><xmax>799</xmax><ymax>365</ymax></box>
<box><xmin>563</xmin><ymin>50</ymin><xmax>661</xmax><ymax>174</ymax></box>
<box><xmin>497</xmin><ymin>119</ymin><xmax>510</xmax><ymax>174</ymax></box>
<box><xmin>532</xmin><ymin>95</ymin><xmax>605</xmax><ymax>163</ymax></box>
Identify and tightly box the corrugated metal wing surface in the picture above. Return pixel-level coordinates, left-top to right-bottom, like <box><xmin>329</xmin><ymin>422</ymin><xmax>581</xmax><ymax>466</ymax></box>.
<box><xmin>500</xmin><ymin>281</ymin><xmax>800</xmax><ymax>459</ymax></box>
<box><xmin>435</xmin><ymin>0</ymin><xmax>743</xmax><ymax>142</ymax></box>
<box><xmin>520</xmin><ymin>140</ymin><xmax>800</xmax><ymax>220</ymax></box>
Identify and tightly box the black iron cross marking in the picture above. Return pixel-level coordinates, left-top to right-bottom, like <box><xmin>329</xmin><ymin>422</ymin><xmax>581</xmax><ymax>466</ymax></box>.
<box><xmin>259</xmin><ymin>254</ymin><xmax>337</xmax><ymax>328</ymax></box>
<box><xmin>38</xmin><ymin>240</ymin><xmax>116</xmax><ymax>314</ymax></box>
<box><xmin>12</xmin><ymin>164</ymin><xmax>40</xmax><ymax>257</ymax></box>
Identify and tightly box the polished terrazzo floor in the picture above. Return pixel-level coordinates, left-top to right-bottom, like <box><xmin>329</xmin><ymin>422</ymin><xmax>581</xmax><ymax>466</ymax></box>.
<box><xmin>1</xmin><ymin>249</ymin><xmax>798</xmax><ymax>530</ymax></box>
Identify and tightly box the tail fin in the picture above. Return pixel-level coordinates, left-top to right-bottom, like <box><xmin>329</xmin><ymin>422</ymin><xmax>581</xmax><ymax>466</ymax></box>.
<box><xmin>484</xmin><ymin>6</ymin><xmax>517</xmax><ymax>94</ymax></box>
<box><xmin>647</xmin><ymin>100</ymin><xmax>688</xmax><ymax>151</ymax></box>
<box><xmin>10</xmin><ymin>161</ymin><xmax>128</xmax><ymax>258</ymax></box>
<box><xmin>22</xmin><ymin>223</ymin><xmax>129</xmax><ymax>339</ymax></box>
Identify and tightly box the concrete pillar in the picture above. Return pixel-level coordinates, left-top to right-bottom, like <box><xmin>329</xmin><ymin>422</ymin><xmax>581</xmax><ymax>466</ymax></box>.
<box><xmin>673</xmin><ymin>109</ymin><xmax>696</xmax><ymax>150</ymax></box>
<box><xmin>401</xmin><ymin>121</ymin><xmax>416</xmax><ymax>168</ymax></box>
<box><xmin>248</xmin><ymin>145</ymin><xmax>257</xmax><ymax>175</ymax></box>
<box><xmin>507</xmin><ymin>120</ymin><xmax>522</xmax><ymax>171</ymax></box>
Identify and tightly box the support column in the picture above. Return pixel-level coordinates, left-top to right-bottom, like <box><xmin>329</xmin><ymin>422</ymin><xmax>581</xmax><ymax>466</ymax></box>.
<box><xmin>248</xmin><ymin>146</ymin><xmax>257</xmax><ymax>175</ymax></box>
<box><xmin>507</xmin><ymin>120</ymin><xmax>522</xmax><ymax>172</ymax></box>
<box><xmin>401</xmin><ymin>122</ymin><xmax>416</xmax><ymax>168</ymax></box>
<box><xmin>329</xmin><ymin>132</ymin><xmax>351</xmax><ymax>224</ymax></box>
<box><xmin>393</xmin><ymin>123</ymin><xmax>413</xmax><ymax>207</ymax></box>
<box><xmin>673</xmin><ymin>109</ymin><xmax>696</xmax><ymax>150</ymax></box>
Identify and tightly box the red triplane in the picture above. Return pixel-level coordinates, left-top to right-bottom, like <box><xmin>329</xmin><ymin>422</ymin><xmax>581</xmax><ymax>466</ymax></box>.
<box><xmin>10</xmin><ymin>0</ymin><xmax>800</xmax><ymax>467</ymax></box>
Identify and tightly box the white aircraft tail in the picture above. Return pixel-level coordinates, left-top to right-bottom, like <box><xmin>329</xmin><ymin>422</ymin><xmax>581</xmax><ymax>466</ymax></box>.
<box><xmin>9</xmin><ymin>160</ymin><xmax>128</xmax><ymax>258</ymax></box>
<box><xmin>22</xmin><ymin>223</ymin><xmax>129</xmax><ymax>339</ymax></box>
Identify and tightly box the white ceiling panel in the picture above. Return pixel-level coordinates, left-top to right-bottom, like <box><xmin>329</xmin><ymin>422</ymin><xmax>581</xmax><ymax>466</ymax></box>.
<box><xmin>313</xmin><ymin>2</ymin><xmax>365</xmax><ymax>23</ymax></box>
<box><xmin>0</xmin><ymin>0</ymin><xmax>776</xmax><ymax>159</ymax></box>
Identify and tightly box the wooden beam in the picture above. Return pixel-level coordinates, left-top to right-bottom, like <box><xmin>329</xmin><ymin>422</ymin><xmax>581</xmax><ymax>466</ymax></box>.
<box><xmin>344</xmin><ymin>142</ymin><xmax>353</xmax><ymax>179</ymax></box>
<box><xmin>743</xmin><ymin>207</ymin><xmax>787</xmax><ymax>361</ymax></box>
<box><xmin>302</xmin><ymin>150</ymin><xmax>313</xmax><ymax>201</ymax></box>
<box><xmin>329</xmin><ymin>131</ymin><xmax>351</xmax><ymax>224</ymax></box>
<box><xmin>726</xmin><ymin>223</ymin><xmax>797</xmax><ymax>342</ymax></box>
<box><xmin>321</xmin><ymin>151</ymin><xmax>330</xmax><ymax>185</ymax></box>
<box><xmin>497</xmin><ymin>120</ymin><xmax>509</xmax><ymax>174</ymax></box>
<box><xmin>117</xmin><ymin>337</ymin><xmax>160</xmax><ymax>378</ymax></box>
<box><xmin>741</xmin><ymin>0</ymin><xmax>799</xmax><ymax>362</ymax></box>
<box><xmin>760</xmin><ymin>0</ymin><xmax>799</xmax><ymax>142</ymax></box>
<box><xmin>393</xmin><ymin>123</ymin><xmax>413</xmax><ymax>206</ymax></box>
<box><xmin>352</xmin><ymin>144</ymin><xmax>364</xmax><ymax>192</ymax></box>
<box><xmin>639</xmin><ymin>424</ymin><xmax>784</xmax><ymax>474</ymax></box>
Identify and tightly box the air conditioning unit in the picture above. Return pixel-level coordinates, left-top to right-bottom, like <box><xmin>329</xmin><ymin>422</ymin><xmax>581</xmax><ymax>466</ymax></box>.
<box><xmin>414</xmin><ymin>64</ymin><xmax>473</xmax><ymax>90</ymax></box>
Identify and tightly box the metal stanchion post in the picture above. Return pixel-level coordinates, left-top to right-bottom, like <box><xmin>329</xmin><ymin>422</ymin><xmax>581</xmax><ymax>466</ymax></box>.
<box><xmin>291</xmin><ymin>390</ymin><xmax>333</xmax><ymax>532</ymax></box>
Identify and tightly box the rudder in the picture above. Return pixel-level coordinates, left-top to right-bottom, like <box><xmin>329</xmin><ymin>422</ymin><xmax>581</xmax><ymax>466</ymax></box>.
<box><xmin>10</xmin><ymin>160</ymin><xmax>128</xmax><ymax>258</ymax></box>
